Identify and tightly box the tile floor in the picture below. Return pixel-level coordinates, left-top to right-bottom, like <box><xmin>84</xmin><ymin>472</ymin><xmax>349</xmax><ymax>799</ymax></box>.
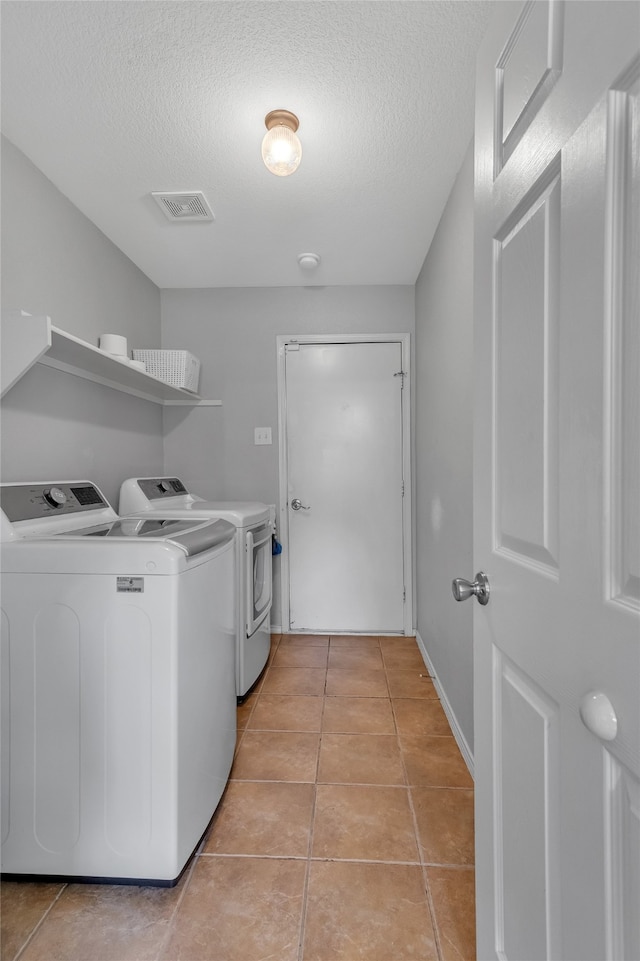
<box><xmin>1</xmin><ymin>634</ymin><xmax>475</xmax><ymax>961</ymax></box>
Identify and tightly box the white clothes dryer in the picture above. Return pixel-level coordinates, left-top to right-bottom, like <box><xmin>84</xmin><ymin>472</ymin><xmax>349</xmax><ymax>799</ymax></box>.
<box><xmin>119</xmin><ymin>477</ymin><xmax>273</xmax><ymax>699</ymax></box>
<box><xmin>0</xmin><ymin>481</ymin><xmax>236</xmax><ymax>885</ymax></box>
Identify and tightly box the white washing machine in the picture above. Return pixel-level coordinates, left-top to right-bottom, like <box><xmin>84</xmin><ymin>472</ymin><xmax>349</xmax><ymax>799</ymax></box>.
<box><xmin>119</xmin><ymin>477</ymin><xmax>273</xmax><ymax>699</ymax></box>
<box><xmin>0</xmin><ymin>481</ymin><xmax>237</xmax><ymax>885</ymax></box>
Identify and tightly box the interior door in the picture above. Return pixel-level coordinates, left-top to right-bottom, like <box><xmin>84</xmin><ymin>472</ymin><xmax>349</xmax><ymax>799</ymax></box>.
<box><xmin>473</xmin><ymin>3</ymin><xmax>640</xmax><ymax>959</ymax></box>
<box><xmin>281</xmin><ymin>339</ymin><xmax>408</xmax><ymax>634</ymax></box>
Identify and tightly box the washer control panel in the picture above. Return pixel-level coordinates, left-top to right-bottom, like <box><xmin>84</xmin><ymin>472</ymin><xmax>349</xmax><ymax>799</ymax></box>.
<box><xmin>137</xmin><ymin>477</ymin><xmax>188</xmax><ymax>500</ymax></box>
<box><xmin>1</xmin><ymin>483</ymin><xmax>107</xmax><ymax>522</ymax></box>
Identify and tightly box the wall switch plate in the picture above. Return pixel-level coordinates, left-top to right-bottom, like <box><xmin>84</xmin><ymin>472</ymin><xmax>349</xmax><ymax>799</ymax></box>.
<box><xmin>254</xmin><ymin>427</ymin><xmax>272</xmax><ymax>445</ymax></box>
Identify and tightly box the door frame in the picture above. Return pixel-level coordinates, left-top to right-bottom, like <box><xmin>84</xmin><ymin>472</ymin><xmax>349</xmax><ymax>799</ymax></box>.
<box><xmin>276</xmin><ymin>332</ymin><xmax>413</xmax><ymax>635</ymax></box>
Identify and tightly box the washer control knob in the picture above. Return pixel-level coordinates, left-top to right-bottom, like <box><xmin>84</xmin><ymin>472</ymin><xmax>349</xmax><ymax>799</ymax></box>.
<box><xmin>43</xmin><ymin>486</ymin><xmax>67</xmax><ymax>508</ymax></box>
<box><xmin>159</xmin><ymin>480</ymin><xmax>172</xmax><ymax>493</ymax></box>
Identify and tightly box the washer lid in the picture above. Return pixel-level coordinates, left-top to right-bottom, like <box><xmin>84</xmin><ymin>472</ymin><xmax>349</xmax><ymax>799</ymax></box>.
<box><xmin>59</xmin><ymin>516</ymin><xmax>235</xmax><ymax>556</ymax></box>
<box><xmin>167</xmin><ymin>501</ymin><xmax>271</xmax><ymax>527</ymax></box>
<box><xmin>119</xmin><ymin>479</ymin><xmax>270</xmax><ymax>527</ymax></box>
<box><xmin>1</xmin><ymin>516</ymin><xmax>236</xmax><ymax>575</ymax></box>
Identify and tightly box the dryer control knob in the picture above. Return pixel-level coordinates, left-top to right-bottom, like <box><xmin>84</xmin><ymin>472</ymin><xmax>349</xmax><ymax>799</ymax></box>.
<box><xmin>43</xmin><ymin>486</ymin><xmax>67</xmax><ymax>508</ymax></box>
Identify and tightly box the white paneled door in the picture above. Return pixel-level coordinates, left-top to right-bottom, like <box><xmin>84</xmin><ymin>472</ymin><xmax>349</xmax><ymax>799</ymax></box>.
<box><xmin>278</xmin><ymin>337</ymin><xmax>411</xmax><ymax>635</ymax></box>
<box><xmin>473</xmin><ymin>3</ymin><xmax>640</xmax><ymax>959</ymax></box>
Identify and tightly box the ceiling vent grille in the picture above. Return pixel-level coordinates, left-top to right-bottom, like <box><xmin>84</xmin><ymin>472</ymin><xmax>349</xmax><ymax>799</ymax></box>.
<box><xmin>151</xmin><ymin>191</ymin><xmax>214</xmax><ymax>222</ymax></box>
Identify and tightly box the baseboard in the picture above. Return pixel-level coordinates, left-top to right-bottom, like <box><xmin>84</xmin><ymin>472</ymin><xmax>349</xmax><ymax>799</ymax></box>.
<box><xmin>275</xmin><ymin>628</ymin><xmax>410</xmax><ymax>637</ymax></box>
<box><xmin>415</xmin><ymin>632</ymin><xmax>475</xmax><ymax>779</ymax></box>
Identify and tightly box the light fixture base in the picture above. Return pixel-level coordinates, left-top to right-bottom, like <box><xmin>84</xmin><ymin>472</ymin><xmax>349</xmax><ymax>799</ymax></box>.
<box><xmin>264</xmin><ymin>109</ymin><xmax>299</xmax><ymax>132</ymax></box>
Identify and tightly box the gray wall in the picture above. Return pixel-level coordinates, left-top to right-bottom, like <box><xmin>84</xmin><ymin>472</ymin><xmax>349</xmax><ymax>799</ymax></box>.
<box><xmin>2</xmin><ymin>131</ymin><xmax>475</xmax><ymax>756</ymax></box>
<box><xmin>1</xmin><ymin>138</ymin><xmax>164</xmax><ymax>506</ymax></box>
<box><xmin>161</xmin><ymin>285</ymin><xmax>415</xmax><ymax>629</ymax></box>
<box><xmin>414</xmin><ymin>141</ymin><xmax>474</xmax><ymax>755</ymax></box>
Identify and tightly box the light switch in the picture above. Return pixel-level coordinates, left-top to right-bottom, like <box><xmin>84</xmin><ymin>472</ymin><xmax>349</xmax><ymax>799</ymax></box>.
<box><xmin>254</xmin><ymin>427</ymin><xmax>272</xmax><ymax>445</ymax></box>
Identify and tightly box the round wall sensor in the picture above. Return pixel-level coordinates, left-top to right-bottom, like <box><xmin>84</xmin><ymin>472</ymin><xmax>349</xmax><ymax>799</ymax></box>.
<box><xmin>297</xmin><ymin>252</ymin><xmax>320</xmax><ymax>270</ymax></box>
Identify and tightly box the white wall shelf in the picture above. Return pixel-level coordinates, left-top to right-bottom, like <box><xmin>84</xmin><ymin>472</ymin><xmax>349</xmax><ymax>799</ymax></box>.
<box><xmin>1</xmin><ymin>310</ymin><xmax>221</xmax><ymax>407</ymax></box>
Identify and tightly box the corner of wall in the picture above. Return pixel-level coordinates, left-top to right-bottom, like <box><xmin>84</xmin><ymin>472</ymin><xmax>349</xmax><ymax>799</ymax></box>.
<box><xmin>416</xmin><ymin>631</ymin><xmax>474</xmax><ymax>777</ymax></box>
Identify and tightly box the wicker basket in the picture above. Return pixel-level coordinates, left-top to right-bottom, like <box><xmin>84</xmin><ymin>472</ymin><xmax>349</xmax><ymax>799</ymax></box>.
<box><xmin>132</xmin><ymin>349</ymin><xmax>200</xmax><ymax>393</ymax></box>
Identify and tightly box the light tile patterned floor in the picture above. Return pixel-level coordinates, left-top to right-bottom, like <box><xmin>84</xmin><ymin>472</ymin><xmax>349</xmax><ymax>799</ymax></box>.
<box><xmin>1</xmin><ymin>634</ymin><xmax>475</xmax><ymax>961</ymax></box>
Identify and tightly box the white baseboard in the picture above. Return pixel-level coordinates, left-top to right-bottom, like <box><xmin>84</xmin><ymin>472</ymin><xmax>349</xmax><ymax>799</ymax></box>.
<box><xmin>415</xmin><ymin>632</ymin><xmax>474</xmax><ymax>779</ymax></box>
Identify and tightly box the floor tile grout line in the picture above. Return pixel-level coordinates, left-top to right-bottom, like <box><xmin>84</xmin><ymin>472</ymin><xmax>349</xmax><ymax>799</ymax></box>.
<box><xmin>12</xmin><ymin>882</ymin><xmax>68</xmax><ymax>961</ymax></box>
<box><xmin>245</xmin><ymin>723</ymin><xmax>458</xmax><ymax>737</ymax></box>
<box><xmin>229</xmin><ymin>777</ymin><xmax>406</xmax><ymax>787</ymax></box>
<box><xmin>296</xmin><ymin>851</ymin><xmax>313</xmax><ymax>961</ymax></box>
<box><xmin>400</xmin><ymin>713</ymin><xmax>447</xmax><ymax>961</ymax></box>
<box><xmin>226</xmin><ymin>777</ymin><xmax>474</xmax><ymax>791</ymax></box>
<box><xmin>296</xmin><ymin>676</ymin><xmax>327</xmax><ymax>961</ymax></box>
<box><xmin>165</xmin><ymin>848</ymin><xmax>475</xmax><ymax>872</ymax></box>
<box><xmin>195</xmin><ymin>853</ymin><xmax>427</xmax><ymax>866</ymax></box>
<box><xmin>308</xmin><ymin>854</ymin><xmax>422</xmax><ymax>866</ymax></box>
<box><xmin>421</xmin><ymin>860</ymin><xmax>446</xmax><ymax>961</ymax></box>
<box><xmin>422</xmin><ymin>861</ymin><xmax>476</xmax><ymax>870</ymax></box>
<box><xmin>190</xmin><ymin>851</ymin><xmax>475</xmax><ymax>869</ymax></box>
<box><xmin>250</xmin><ymin>692</ymin><xmax>445</xmax><ymax>702</ymax></box>
<box><xmin>153</xmin><ymin>845</ymin><xmax>203</xmax><ymax>961</ymax></box>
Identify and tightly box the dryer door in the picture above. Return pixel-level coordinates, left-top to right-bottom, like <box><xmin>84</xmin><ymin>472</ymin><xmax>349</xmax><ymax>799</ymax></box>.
<box><xmin>246</xmin><ymin>522</ymin><xmax>272</xmax><ymax>636</ymax></box>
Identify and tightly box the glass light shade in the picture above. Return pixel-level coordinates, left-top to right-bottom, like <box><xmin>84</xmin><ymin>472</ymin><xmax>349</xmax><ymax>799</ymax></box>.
<box><xmin>261</xmin><ymin>124</ymin><xmax>302</xmax><ymax>177</ymax></box>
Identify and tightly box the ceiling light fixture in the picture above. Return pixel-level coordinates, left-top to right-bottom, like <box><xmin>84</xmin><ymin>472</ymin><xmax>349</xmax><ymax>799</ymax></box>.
<box><xmin>262</xmin><ymin>110</ymin><xmax>302</xmax><ymax>177</ymax></box>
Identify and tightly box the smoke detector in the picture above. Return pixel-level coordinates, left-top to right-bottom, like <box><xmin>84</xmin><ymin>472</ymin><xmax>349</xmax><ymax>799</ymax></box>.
<box><xmin>151</xmin><ymin>191</ymin><xmax>214</xmax><ymax>222</ymax></box>
<box><xmin>297</xmin><ymin>252</ymin><xmax>320</xmax><ymax>270</ymax></box>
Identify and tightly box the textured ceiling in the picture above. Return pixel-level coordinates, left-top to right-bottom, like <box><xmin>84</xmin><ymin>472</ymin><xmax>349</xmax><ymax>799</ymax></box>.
<box><xmin>1</xmin><ymin>1</ymin><xmax>495</xmax><ymax>289</ymax></box>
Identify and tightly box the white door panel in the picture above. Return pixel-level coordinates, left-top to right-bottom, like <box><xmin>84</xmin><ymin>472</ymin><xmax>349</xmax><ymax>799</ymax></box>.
<box><xmin>474</xmin><ymin>3</ymin><xmax>640</xmax><ymax>959</ymax></box>
<box><xmin>282</xmin><ymin>340</ymin><xmax>407</xmax><ymax>633</ymax></box>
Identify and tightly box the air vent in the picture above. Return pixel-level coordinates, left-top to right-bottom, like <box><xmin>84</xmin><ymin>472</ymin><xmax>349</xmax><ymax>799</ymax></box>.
<box><xmin>151</xmin><ymin>191</ymin><xmax>214</xmax><ymax>222</ymax></box>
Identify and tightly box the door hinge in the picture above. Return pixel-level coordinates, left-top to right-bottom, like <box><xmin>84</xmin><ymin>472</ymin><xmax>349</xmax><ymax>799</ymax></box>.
<box><xmin>403</xmin><ymin>587</ymin><xmax>406</xmax><ymax>602</ymax></box>
<box><xmin>401</xmin><ymin>481</ymin><xmax>405</xmax><ymax>497</ymax></box>
<box><xmin>393</xmin><ymin>370</ymin><xmax>407</xmax><ymax>388</ymax></box>
<box><xmin>286</xmin><ymin>341</ymin><xmax>300</xmax><ymax>352</ymax></box>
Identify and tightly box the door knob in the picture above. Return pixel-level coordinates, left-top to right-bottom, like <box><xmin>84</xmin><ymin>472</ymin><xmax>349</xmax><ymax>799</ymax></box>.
<box><xmin>579</xmin><ymin>690</ymin><xmax>618</xmax><ymax>741</ymax></box>
<box><xmin>291</xmin><ymin>497</ymin><xmax>310</xmax><ymax>511</ymax></box>
<box><xmin>452</xmin><ymin>571</ymin><xmax>490</xmax><ymax>605</ymax></box>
